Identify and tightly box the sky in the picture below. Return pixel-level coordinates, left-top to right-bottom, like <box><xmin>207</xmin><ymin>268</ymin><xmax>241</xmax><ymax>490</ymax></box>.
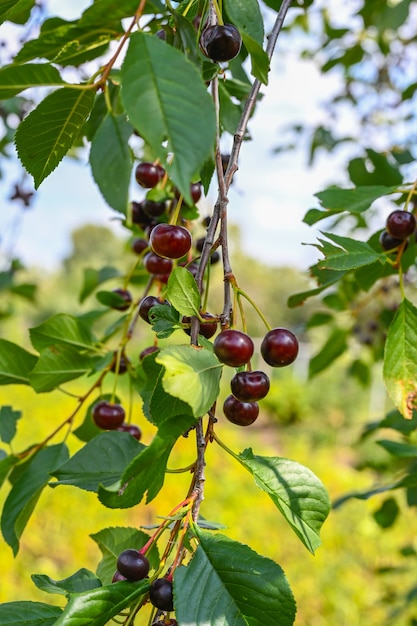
<box><xmin>0</xmin><ymin>0</ymin><xmax>349</xmax><ymax>272</ymax></box>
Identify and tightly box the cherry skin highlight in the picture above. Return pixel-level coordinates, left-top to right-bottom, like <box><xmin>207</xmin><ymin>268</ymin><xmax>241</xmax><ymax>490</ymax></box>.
<box><xmin>223</xmin><ymin>394</ymin><xmax>259</xmax><ymax>426</ymax></box>
<box><xmin>386</xmin><ymin>210</ymin><xmax>416</xmax><ymax>239</ymax></box>
<box><xmin>149</xmin><ymin>578</ymin><xmax>174</xmax><ymax>611</ymax></box>
<box><xmin>135</xmin><ymin>162</ymin><xmax>165</xmax><ymax>188</ymax></box>
<box><xmin>116</xmin><ymin>549</ymin><xmax>150</xmax><ymax>581</ymax></box>
<box><xmin>230</xmin><ymin>370</ymin><xmax>270</xmax><ymax>402</ymax></box>
<box><xmin>150</xmin><ymin>223</ymin><xmax>192</xmax><ymax>259</ymax></box>
<box><xmin>261</xmin><ymin>328</ymin><xmax>299</xmax><ymax>367</ymax></box>
<box><xmin>213</xmin><ymin>329</ymin><xmax>254</xmax><ymax>367</ymax></box>
<box><xmin>200</xmin><ymin>24</ymin><xmax>242</xmax><ymax>62</ymax></box>
<box><xmin>92</xmin><ymin>401</ymin><xmax>125</xmax><ymax>430</ymax></box>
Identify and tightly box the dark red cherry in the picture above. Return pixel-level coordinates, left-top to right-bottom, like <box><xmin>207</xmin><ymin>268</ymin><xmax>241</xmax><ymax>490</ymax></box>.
<box><xmin>144</xmin><ymin>251</ymin><xmax>173</xmax><ymax>276</ymax></box>
<box><xmin>200</xmin><ymin>24</ymin><xmax>242</xmax><ymax>62</ymax></box>
<box><xmin>379</xmin><ymin>230</ymin><xmax>406</xmax><ymax>251</ymax></box>
<box><xmin>132</xmin><ymin>238</ymin><xmax>149</xmax><ymax>255</ymax></box>
<box><xmin>386</xmin><ymin>210</ymin><xmax>416</xmax><ymax>239</ymax></box>
<box><xmin>149</xmin><ymin>578</ymin><xmax>174</xmax><ymax>611</ymax></box>
<box><xmin>230</xmin><ymin>370</ymin><xmax>270</xmax><ymax>402</ymax></box>
<box><xmin>110</xmin><ymin>351</ymin><xmax>130</xmax><ymax>374</ymax></box>
<box><xmin>111</xmin><ymin>288</ymin><xmax>133</xmax><ymax>311</ymax></box>
<box><xmin>131</xmin><ymin>200</ymin><xmax>153</xmax><ymax>228</ymax></box>
<box><xmin>223</xmin><ymin>394</ymin><xmax>259</xmax><ymax>426</ymax></box>
<box><xmin>138</xmin><ymin>295</ymin><xmax>164</xmax><ymax>323</ymax></box>
<box><xmin>183</xmin><ymin>312</ymin><xmax>218</xmax><ymax>339</ymax></box>
<box><xmin>261</xmin><ymin>328</ymin><xmax>298</xmax><ymax>367</ymax></box>
<box><xmin>213</xmin><ymin>329</ymin><xmax>254</xmax><ymax>367</ymax></box>
<box><xmin>135</xmin><ymin>162</ymin><xmax>165</xmax><ymax>188</ymax></box>
<box><xmin>117</xmin><ymin>423</ymin><xmax>142</xmax><ymax>441</ymax></box>
<box><xmin>143</xmin><ymin>199</ymin><xmax>166</xmax><ymax>218</ymax></box>
<box><xmin>150</xmin><ymin>223</ymin><xmax>192</xmax><ymax>259</ymax></box>
<box><xmin>92</xmin><ymin>401</ymin><xmax>125</xmax><ymax>430</ymax></box>
<box><xmin>116</xmin><ymin>549</ymin><xmax>150</xmax><ymax>581</ymax></box>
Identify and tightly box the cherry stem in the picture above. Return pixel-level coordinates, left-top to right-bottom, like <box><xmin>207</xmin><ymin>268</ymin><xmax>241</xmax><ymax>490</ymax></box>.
<box><xmin>237</xmin><ymin>287</ymin><xmax>272</xmax><ymax>332</ymax></box>
<box><xmin>95</xmin><ymin>0</ymin><xmax>147</xmax><ymax>90</ymax></box>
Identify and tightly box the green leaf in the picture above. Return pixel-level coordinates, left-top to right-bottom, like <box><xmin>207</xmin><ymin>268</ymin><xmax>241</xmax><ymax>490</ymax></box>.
<box><xmin>79</xmin><ymin>266</ymin><xmax>121</xmax><ymax>303</ymax></box>
<box><xmin>121</xmin><ymin>32</ymin><xmax>216</xmax><ymax>202</ymax></box>
<box><xmin>98</xmin><ymin>415</ymin><xmax>195</xmax><ymax>508</ymax></box>
<box><xmin>241</xmin><ymin>33</ymin><xmax>270</xmax><ymax>83</ymax></box>
<box><xmin>1</xmin><ymin>444</ymin><xmax>68</xmax><ymax>554</ymax></box>
<box><xmin>51</xmin><ymin>431</ymin><xmax>144</xmax><ymax>492</ymax></box>
<box><xmin>383</xmin><ymin>299</ymin><xmax>417</xmax><ymax>419</ymax></box>
<box><xmin>0</xmin><ymin>454</ymin><xmax>18</xmax><ymax>489</ymax></box>
<box><xmin>91</xmin><ymin>526</ymin><xmax>159</xmax><ymax>584</ymax></box>
<box><xmin>149</xmin><ymin>304</ymin><xmax>182</xmax><ymax>339</ymax></box>
<box><xmin>140</xmin><ymin>352</ymin><xmax>193</xmax><ymax>426</ymax></box>
<box><xmin>90</xmin><ymin>113</ymin><xmax>132</xmax><ymax>215</ymax></box>
<box><xmin>316</xmin><ymin>232</ymin><xmax>386</xmax><ymax>271</ymax></box>
<box><xmin>166</xmin><ymin>266</ymin><xmax>201</xmax><ymax>316</ymax></box>
<box><xmin>15</xmin><ymin>87</ymin><xmax>95</xmax><ymax>188</ymax></box>
<box><xmin>30</xmin><ymin>313</ymin><xmax>96</xmax><ymax>352</ymax></box>
<box><xmin>32</xmin><ymin>569</ymin><xmax>101</xmax><ymax>596</ymax></box>
<box><xmin>0</xmin><ymin>0</ymin><xmax>36</xmax><ymax>25</ymax></box>
<box><xmin>175</xmin><ymin>529</ymin><xmax>296</xmax><ymax>625</ymax></box>
<box><xmin>53</xmin><ymin>580</ymin><xmax>149</xmax><ymax>626</ymax></box>
<box><xmin>0</xmin><ymin>406</ymin><xmax>22</xmax><ymax>444</ymax></box>
<box><xmin>313</xmin><ymin>185</ymin><xmax>399</xmax><ymax>215</ymax></box>
<box><xmin>377</xmin><ymin>439</ymin><xmax>417</xmax><ymax>457</ymax></box>
<box><xmin>373</xmin><ymin>497</ymin><xmax>399</xmax><ymax>529</ymax></box>
<box><xmin>0</xmin><ymin>63</ymin><xmax>64</xmax><ymax>98</ymax></box>
<box><xmin>0</xmin><ymin>339</ymin><xmax>38</xmax><ymax>385</ymax></box>
<box><xmin>0</xmin><ymin>601</ymin><xmax>62</xmax><ymax>625</ymax></box>
<box><xmin>309</xmin><ymin>327</ymin><xmax>348</xmax><ymax>378</ymax></box>
<box><xmin>238</xmin><ymin>449</ymin><xmax>330</xmax><ymax>553</ymax></box>
<box><xmin>156</xmin><ymin>344</ymin><xmax>222</xmax><ymax>417</ymax></box>
<box><xmin>29</xmin><ymin>345</ymin><xmax>97</xmax><ymax>393</ymax></box>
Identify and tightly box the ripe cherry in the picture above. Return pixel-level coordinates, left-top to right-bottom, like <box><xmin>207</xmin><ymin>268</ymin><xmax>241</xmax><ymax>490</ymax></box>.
<box><xmin>116</xmin><ymin>549</ymin><xmax>150</xmax><ymax>581</ymax></box>
<box><xmin>110</xmin><ymin>351</ymin><xmax>130</xmax><ymax>374</ymax></box>
<box><xmin>230</xmin><ymin>370</ymin><xmax>270</xmax><ymax>402</ymax></box>
<box><xmin>138</xmin><ymin>295</ymin><xmax>165</xmax><ymax>323</ymax></box>
<box><xmin>183</xmin><ymin>312</ymin><xmax>218</xmax><ymax>339</ymax></box>
<box><xmin>92</xmin><ymin>401</ymin><xmax>125</xmax><ymax>430</ymax></box>
<box><xmin>200</xmin><ymin>24</ymin><xmax>242</xmax><ymax>62</ymax></box>
<box><xmin>135</xmin><ymin>162</ymin><xmax>165</xmax><ymax>188</ymax></box>
<box><xmin>112</xmin><ymin>570</ymin><xmax>127</xmax><ymax>582</ymax></box>
<box><xmin>139</xmin><ymin>345</ymin><xmax>160</xmax><ymax>360</ymax></box>
<box><xmin>223</xmin><ymin>394</ymin><xmax>259</xmax><ymax>426</ymax></box>
<box><xmin>117</xmin><ymin>423</ymin><xmax>142</xmax><ymax>441</ymax></box>
<box><xmin>379</xmin><ymin>230</ymin><xmax>405</xmax><ymax>251</ymax></box>
<box><xmin>150</xmin><ymin>223</ymin><xmax>192</xmax><ymax>259</ymax></box>
<box><xmin>111</xmin><ymin>288</ymin><xmax>133</xmax><ymax>311</ymax></box>
<box><xmin>149</xmin><ymin>578</ymin><xmax>174</xmax><ymax>612</ymax></box>
<box><xmin>143</xmin><ymin>199</ymin><xmax>166</xmax><ymax>218</ymax></box>
<box><xmin>261</xmin><ymin>328</ymin><xmax>299</xmax><ymax>367</ymax></box>
<box><xmin>131</xmin><ymin>201</ymin><xmax>153</xmax><ymax>228</ymax></box>
<box><xmin>214</xmin><ymin>329</ymin><xmax>254</xmax><ymax>367</ymax></box>
<box><xmin>386</xmin><ymin>210</ymin><xmax>416</xmax><ymax>239</ymax></box>
<box><xmin>132</xmin><ymin>238</ymin><xmax>148</xmax><ymax>255</ymax></box>
<box><xmin>144</xmin><ymin>251</ymin><xmax>173</xmax><ymax>276</ymax></box>
<box><xmin>175</xmin><ymin>182</ymin><xmax>202</xmax><ymax>204</ymax></box>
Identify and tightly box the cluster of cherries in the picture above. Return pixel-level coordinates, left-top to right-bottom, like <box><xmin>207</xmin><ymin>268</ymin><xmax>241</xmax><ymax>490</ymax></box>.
<box><xmin>112</xmin><ymin>548</ymin><xmax>175</xmax><ymax>619</ymax></box>
<box><xmin>379</xmin><ymin>209</ymin><xmax>416</xmax><ymax>251</ymax></box>
<box><xmin>214</xmin><ymin>327</ymin><xmax>299</xmax><ymax>426</ymax></box>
